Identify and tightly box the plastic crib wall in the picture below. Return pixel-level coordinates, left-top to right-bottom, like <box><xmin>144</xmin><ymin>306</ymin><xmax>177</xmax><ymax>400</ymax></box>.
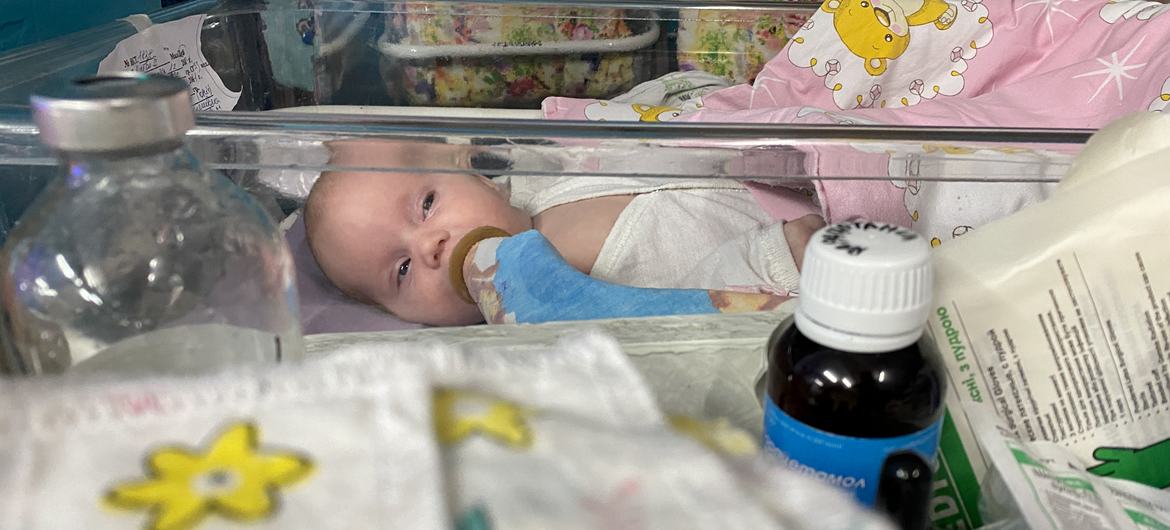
<box><xmin>0</xmin><ymin>0</ymin><xmax>163</xmax><ymax>52</ymax></box>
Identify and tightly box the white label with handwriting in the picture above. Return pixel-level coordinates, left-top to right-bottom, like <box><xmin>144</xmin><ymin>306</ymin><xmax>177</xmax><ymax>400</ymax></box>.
<box><xmin>98</xmin><ymin>14</ymin><xmax>241</xmax><ymax>111</ymax></box>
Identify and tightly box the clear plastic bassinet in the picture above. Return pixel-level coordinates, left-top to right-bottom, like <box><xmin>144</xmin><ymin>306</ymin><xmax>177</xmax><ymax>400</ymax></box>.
<box><xmin>0</xmin><ymin>4</ymin><xmax>1114</xmax><ymax>527</ymax></box>
<box><xmin>0</xmin><ymin>7</ymin><xmax>1092</xmax><ymax>337</ymax></box>
<box><xmin>0</xmin><ymin>0</ymin><xmax>1094</xmax><ymax>337</ymax></box>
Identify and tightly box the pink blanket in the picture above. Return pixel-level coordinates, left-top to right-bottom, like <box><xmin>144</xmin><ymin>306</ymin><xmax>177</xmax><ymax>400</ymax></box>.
<box><xmin>544</xmin><ymin>0</ymin><xmax>1170</xmax><ymax>232</ymax></box>
<box><xmin>691</xmin><ymin>0</ymin><xmax>1170</xmax><ymax>126</ymax></box>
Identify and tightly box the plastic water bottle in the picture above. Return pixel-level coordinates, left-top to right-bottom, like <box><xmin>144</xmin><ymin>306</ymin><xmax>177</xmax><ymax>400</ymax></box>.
<box><xmin>0</xmin><ymin>73</ymin><xmax>302</xmax><ymax>376</ymax></box>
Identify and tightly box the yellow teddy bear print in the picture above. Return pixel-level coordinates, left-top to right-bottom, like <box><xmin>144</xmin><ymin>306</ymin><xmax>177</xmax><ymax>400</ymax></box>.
<box><xmin>632</xmin><ymin>104</ymin><xmax>685</xmax><ymax>122</ymax></box>
<box><xmin>929</xmin><ymin>225</ymin><xmax>973</xmax><ymax>248</ymax></box>
<box><xmin>583</xmin><ymin>101</ymin><xmax>684</xmax><ymax>122</ymax></box>
<box><xmin>891</xmin><ymin>178</ymin><xmax>922</xmax><ymax>222</ymax></box>
<box><xmin>823</xmin><ymin>0</ymin><xmax>958</xmax><ymax>76</ymax></box>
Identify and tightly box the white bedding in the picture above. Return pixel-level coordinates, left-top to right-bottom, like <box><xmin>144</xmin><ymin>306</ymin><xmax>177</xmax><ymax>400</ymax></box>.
<box><xmin>304</xmin><ymin>306</ymin><xmax>797</xmax><ymax>438</ymax></box>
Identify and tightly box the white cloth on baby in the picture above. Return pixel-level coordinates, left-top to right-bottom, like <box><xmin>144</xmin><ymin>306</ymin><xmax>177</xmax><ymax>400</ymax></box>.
<box><xmin>505</xmin><ymin>176</ymin><xmax>801</xmax><ymax>295</ymax></box>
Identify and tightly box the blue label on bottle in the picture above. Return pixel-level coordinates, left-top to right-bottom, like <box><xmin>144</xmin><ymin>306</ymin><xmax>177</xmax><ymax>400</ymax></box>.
<box><xmin>763</xmin><ymin>397</ymin><xmax>942</xmax><ymax>506</ymax></box>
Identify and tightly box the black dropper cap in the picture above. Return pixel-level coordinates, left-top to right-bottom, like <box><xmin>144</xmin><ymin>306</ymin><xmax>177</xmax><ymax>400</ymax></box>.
<box><xmin>876</xmin><ymin>451</ymin><xmax>933</xmax><ymax>530</ymax></box>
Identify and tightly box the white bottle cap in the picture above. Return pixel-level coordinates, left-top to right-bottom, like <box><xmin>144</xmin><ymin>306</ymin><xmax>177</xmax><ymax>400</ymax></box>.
<box><xmin>794</xmin><ymin>222</ymin><xmax>932</xmax><ymax>353</ymax></box>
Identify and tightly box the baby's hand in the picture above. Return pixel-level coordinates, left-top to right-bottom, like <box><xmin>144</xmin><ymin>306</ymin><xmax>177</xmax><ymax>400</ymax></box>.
<box><xmin>783</xmin><ymin>214</ymin><xmax>826</xmax><ymax>271</ymax></box>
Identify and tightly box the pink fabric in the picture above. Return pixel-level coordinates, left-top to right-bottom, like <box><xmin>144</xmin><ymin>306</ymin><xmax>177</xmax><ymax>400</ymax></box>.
<box><xmin>544</xmin><ymin>1</ymin><xmax>1170</xmax><ymax>225</ymax></box>
<box><xmin>692</xmin><ymin>0</ymin><xmax>1170</xmax><ymax>126</ymax></box>
<box><xmin>810</xmin><ymin>180</ymin><xmax>913</xmax><ymax>225</ymax></box>
<box><xmin>694</xmin><ymin>0</ymin><xmax>1170</xmax><ymax>223</ymax></box>
<box><xmin>542</xmin><ymin>97</ymin><xmax>598</xmax><ymax>121</ymax></box>
<box><xmin>741</xmin><ymin>182</ymin><xmax>823</xmax><ymax>222</ymax></box>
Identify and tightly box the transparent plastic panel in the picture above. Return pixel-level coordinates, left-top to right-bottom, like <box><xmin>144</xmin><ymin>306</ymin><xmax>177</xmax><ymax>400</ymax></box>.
<box><xmin>2</xmin><ymin>109</ymin><xmax>1088</xmax><ymax>180</ymax></box>
<box><xmin>0</xmin><ymin>0</ymin><xmax>1094</xmax><ymax>245</ymax></box>
<box><xmin>0</xmin><ymin>1</ymin><xmax>223</xmax><ymax>106</ymax></box>
<box><xmin>0</xmin><ymin>106</ymin><xmax>1088</xmax><ymax>242</ymax></box>
<box><xmin>0</xmin><ymin>0</ymin><xmax>825</xmax><ymax>110</ymax></box>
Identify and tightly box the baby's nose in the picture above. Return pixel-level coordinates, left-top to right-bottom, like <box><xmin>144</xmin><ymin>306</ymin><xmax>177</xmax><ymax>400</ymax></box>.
<box><xmin>419</xmin><ymin>230</ymin><xmax>450</xmax><ymax>268</ymax></box>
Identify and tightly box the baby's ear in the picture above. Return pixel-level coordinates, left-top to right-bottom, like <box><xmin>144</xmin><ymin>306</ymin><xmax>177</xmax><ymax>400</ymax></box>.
<box><xmin>477</xmin><ymin>173</ymin><xmax>506</xmax><ymax>193</ymax></box>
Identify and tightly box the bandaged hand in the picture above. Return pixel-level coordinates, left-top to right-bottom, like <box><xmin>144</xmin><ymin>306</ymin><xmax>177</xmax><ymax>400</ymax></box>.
<box><xmin>450</xmin><ymin>228</ymin><xmax>787</xmax><ymax>325</ymax></box>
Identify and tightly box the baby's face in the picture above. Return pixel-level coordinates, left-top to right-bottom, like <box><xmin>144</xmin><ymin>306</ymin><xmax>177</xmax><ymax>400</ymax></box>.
<box><xmin>311</xmin><ymin>171</ymin><xmax>532</xmax><ymax>325</ymax></box>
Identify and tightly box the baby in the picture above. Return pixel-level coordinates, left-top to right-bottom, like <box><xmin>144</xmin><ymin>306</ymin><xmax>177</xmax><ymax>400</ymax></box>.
<box><xmin>304</xmin><ymin>139</ymin><xmax>825</xmax><ymax>326</ymax></box>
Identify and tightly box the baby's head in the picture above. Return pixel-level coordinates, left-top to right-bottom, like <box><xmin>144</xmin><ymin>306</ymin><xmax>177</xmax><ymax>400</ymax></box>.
<box><xmin>304</xmin><ymin>146</ymin><xmax>531</xmax><ymax>326</ymax></box>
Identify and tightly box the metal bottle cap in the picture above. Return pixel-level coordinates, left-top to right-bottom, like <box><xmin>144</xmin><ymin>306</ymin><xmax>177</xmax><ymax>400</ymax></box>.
<box><xmin>30</xmin><ymin>72</ymin><xmax>194</xmax><ymax>153</ymax></box>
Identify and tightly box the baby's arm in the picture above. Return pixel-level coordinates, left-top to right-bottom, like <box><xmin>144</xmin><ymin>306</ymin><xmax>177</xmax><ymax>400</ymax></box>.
<box><xmin>783</xmin><ymin>214</ymin><xmax>827</xmax><ymax>270</ymax></box>
<box><xmin>680</xmin><ymin>214</ymin><xmax>824</xmax><ymax>296</ymax></box>
<box><xmin>453</xmin><ymin>229</ymin><xmax>787</xmax><ymax>325</ymax></box>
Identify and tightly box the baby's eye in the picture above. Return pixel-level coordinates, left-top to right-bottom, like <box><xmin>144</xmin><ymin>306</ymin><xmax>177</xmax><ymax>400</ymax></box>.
<box><xmin>397</xmin><ymin>259</ymin><xmax>411</xmax><ymax>284</ymax></box>
<box><xmin>422</xmin><ymin>192</ymin><xmax>435</xmax><ymax>215</ymax></box>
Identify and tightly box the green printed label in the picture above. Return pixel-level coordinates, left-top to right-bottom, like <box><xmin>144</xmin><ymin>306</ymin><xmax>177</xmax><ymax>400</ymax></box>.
<box><xmin>1128</xmin><ymin>509</ymin><xmax>1170</xmax><ymax>530</ymax></box>
<box><xmin>1054</xmin><ymin>476</ymin><xmax>1095</xmax><ymax>492</ymax></box>
<box><xmin>456</xmin><ymin>505</ymin><xmax>493</xmax><ymax>530</ymax></box>
<box><xmin>1013</xmin><ymin>447</ymin><xmax>1045</xmax><ymax>467</ymax></box>
<box><xmin>936</xmin><ymin>307</ymin><xmax>984</xmax><ymax>403</ymax></box>
<box><xmin>1088</xmin><ymin>439</ymin><xmax>1170</xmax><ymax>490</ymax></box>
<box><xmin>930</xmin><ymin>412</ymin><xmax>983</xmax><ymax>529</ymax></box>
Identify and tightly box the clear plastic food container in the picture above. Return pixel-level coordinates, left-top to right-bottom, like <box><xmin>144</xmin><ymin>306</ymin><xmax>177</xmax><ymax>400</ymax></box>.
<box><xmin>378</xmin><ymin>5</ymin><xmax>661</xmax><ymax>107</ymax></box>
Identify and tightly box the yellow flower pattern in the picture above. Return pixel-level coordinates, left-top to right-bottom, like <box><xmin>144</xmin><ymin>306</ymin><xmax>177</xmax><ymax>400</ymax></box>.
<box><xmin>105</xmin><ymin>422</ymin><xmax>313</xmax><ymax>530</ymax></box>
<box><xmin>434</xmin><ymin>389</ymin><xmax>533</xmax><ymax>449</ymax></box>
<box><xmin>669</xmin><ymin>416</ymin><xmax>759</xmax><ymax>457</ymax></box>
